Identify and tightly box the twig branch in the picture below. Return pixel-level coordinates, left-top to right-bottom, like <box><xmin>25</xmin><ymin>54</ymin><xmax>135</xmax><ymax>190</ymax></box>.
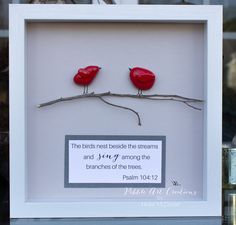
<box><xmin>37</xmin><ymin>91</ymin><xmax>203</xmax><ymax>126</ymax></box>
<box><xmin>97</xmin><ymin>96</ymin><xmax>141</xmax><ymax>126</ymax></box>
<box><xmin>108</xmin><ymin>93</ymin><xmax>202</xmax><ymax>102</ymax></box>
<box><xmin>143</xmin><ymin>97</ymin><xmax>202</xmax><ymax>111</ymax></box>
<box><xmin>182</xmin><ymin>101</ymin><xmax>201</xmax><ymax>111</ymax></box>
<box><xmin>38</xmin><ymin>91</ymin><xmax>203</xmax><ymax>108</ymax></box>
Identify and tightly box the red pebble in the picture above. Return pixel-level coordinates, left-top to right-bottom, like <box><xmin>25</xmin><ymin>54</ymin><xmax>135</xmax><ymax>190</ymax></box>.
<box><xmin>129</xmin><ymin>67</ymin><xmax>156</xmax><ymax>90</ymax></box>
<box><xmin>74</xmin><ymin>66</ymin><xmax>101</xmax><ymax>86</ymax></box>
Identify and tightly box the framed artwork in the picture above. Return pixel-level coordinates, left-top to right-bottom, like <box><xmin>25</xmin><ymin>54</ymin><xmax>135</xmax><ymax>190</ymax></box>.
<box><xmin>9</xmin><ymin>4</ymin><xmax>222</xmax><ymax>217</ymax></box>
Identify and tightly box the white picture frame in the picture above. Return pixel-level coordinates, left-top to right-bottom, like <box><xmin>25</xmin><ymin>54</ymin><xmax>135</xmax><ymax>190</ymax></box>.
<box><xmin>9</xmin><ymin>4</ymin><xmax>222</xmax><ymax>218</ymax></box>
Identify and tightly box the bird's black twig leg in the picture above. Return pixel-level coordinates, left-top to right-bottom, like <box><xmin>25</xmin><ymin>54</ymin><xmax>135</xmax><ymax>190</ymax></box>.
<box><xmin>83</xmin><ymin>86</ymin><xmax>89</xmax><ymax>95</ymax></box>
<box><xmin>137</xmin><ymin>89</ymin><xmax>143</xmax><ymax>97</ymax></box>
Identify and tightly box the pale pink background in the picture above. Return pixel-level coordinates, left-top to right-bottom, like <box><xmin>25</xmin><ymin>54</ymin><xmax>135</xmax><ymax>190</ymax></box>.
<box><xmin>26</xmin><ymin>22</ymin><xmax>204</xmax><ymax>201</ymax></box>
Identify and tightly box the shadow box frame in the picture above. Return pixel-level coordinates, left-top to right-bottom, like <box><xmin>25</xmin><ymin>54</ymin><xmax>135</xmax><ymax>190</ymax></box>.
<box><xmin>9</xmin><ymin>4</ymin><xmax>222</xmax><ymax>218</ymax></box>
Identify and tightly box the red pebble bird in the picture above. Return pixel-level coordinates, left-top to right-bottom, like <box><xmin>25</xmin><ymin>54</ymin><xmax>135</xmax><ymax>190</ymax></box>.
<box><xmin>129</xmin><ymin>67</ymin><xmax>156</xmax><ymax>95</ymax></box>
<box><xmin>73</xmin><ymin>65</ymin><xmax>101</xmax><ymax>94</ymax></box>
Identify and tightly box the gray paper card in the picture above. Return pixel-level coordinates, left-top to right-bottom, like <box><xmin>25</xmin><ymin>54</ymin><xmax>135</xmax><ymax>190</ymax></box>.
<box><xmin>65</xmin><ymin>135</ymin><xmax>166</xmax><ymax>188</ymax></box>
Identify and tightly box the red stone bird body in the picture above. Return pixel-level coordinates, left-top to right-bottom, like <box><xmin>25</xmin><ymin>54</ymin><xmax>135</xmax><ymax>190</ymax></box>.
<box><xmin>129</xmin><ymin>67</ymin><xmax>156</xmax><ymax>95</ymax></box>
<box><xmin>74</xmin><ymin>65</ymin><xmax>101</xmax><ymax>94</ymax></box>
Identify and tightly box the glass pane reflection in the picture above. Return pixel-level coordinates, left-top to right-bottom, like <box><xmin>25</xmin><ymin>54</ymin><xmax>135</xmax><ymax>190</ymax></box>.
<box><xmin>0</xmin><ymin>38</ymin><xmax>9</xmax><ymax>224</ymax></box>
<box><xmin>139</xmin><ymin>0</ymin><xmax>203</xmax><ymax>4</ymax></box>
<box><xmin>223</xmin><ymin>40</ymin><xmax>236</xmax><ymax>142</ymax></box>
<box><xmin>211</xmin><ymin>0</ymin><xmax>236</xmax><ymax>32</ymax></box>
<box><xmin>0</xmin><ymin>0</ymin><xmax>12</xmax><ymax>29</ymax></box>
<box><xmin>10</xmin><ymin>217</ymin><xmax>222</xmax><ymax>225</ymax></box>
